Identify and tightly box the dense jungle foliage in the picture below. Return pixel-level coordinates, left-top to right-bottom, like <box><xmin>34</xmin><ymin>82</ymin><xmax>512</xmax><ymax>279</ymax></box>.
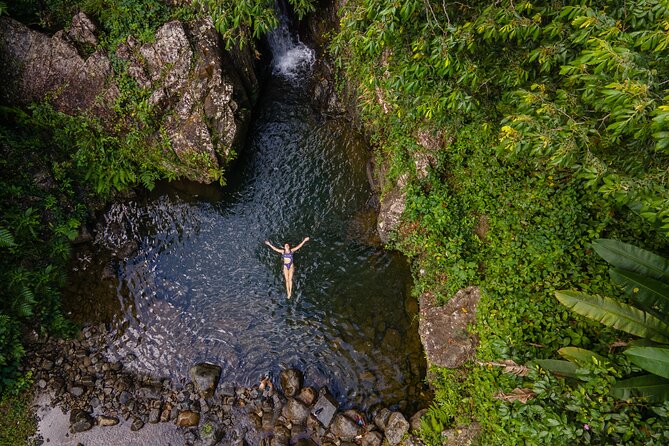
<box><xmin>330</xmin><ymin>0</ymin><xmax>669</xmax><ymax>443</ymax></box>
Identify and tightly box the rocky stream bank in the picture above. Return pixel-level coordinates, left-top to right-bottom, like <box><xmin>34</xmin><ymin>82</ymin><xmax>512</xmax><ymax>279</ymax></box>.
<box><xmin>27</xmin><ymin>324</ymin><xmax>428</xmax><ymax>445</ymax></box>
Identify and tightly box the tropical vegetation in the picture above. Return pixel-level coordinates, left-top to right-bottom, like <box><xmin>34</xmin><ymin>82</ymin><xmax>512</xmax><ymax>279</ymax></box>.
<box><xmin>330</xmin><ymin>0</ymin><xmax>669</xmax><ymax>443</ymax></box>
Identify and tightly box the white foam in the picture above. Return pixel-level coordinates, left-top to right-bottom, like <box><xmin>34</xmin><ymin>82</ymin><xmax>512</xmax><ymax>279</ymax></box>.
<box><xmin>267</xmin><ymin>19</ymin><xmax>315</xmax><ymax>80</ymax></box>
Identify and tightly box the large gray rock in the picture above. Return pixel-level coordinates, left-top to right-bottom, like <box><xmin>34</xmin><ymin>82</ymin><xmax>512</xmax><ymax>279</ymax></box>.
<box><xmin>189</xmin><ymin>363</ymin><xmax>221</xmax><ymax>398</ymax></box>
<box><xmin>385</xmin><ymin>412</ymin><xmax>410</xmax><ymax>445</ymax></box>
<box><xmin>419</xmin><ymin>287</ymin><xmax>480</xmax><ymax>369</ymax></box>
<box><xmin>282</xmin><ymin>398</ymin><xmax>310</xmax><ymax>425</ymax></box>
<box><xmin>70</xmin><ymin>409</ymin><xmax>95</xmax><ymax>433</ymax></box>
<box><xmin>0</xmin><ymin>14</ymin><xmax>258</xmax><ymax>184</ymax></box>
<box><xmin>279</xmin><ymin>368</ymin><xmax>303</xmax><ymax>397</ymax></box>
<box><xmin>329</xmin><ymin>413</ymin><xmax>361</xmax><ymax>441</ymax></box>
<box><xmin>0</xmin><ymin>16</ymin><xmax>116</xmax><ymax>117</ymax></box>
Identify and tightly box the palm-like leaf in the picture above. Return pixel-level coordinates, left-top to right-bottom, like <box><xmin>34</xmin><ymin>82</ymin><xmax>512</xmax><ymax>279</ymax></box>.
<box><xmin>533</xmin><ymin>359</ymin><xmax>580</xmax><ymax>379</ymax></box>
<box><xmin>609</xmin><ymin>268</ymin><xmax>669</xmax><ymax>317</ymax></box>
<box><xmin>610</xmin><ymin>374</ymin><xmax>669</xmax><ymax>402</ymax></box>
<box><xmin>624</xmin><ymin>347</ymin><xmax>669</xmax><ymax>379</ymax></box>
<box><xmin>0</xmin><ymin>227</ymin><xmax>15</xmax><ymax>248</ymax></box>
<box><xmin>555</xmin><ymin>290</ymin><xmax>669</xmax><ymax>343</ymax></box>
<box><xmin>593</xmin><ymin>239</ymin><xmax>669</xmax><ymax>282</ymax></box>
<box><xmin>558</xmin><ymin>347</ymin><xmax>607</xmax><ymax>366</ymax></box>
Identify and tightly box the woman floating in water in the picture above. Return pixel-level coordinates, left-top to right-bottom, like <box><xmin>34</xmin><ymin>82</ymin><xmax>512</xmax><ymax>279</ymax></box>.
<box><xmin>265</xmin><ymin>237</ymin><xmax>310</xmax><ymax>298</ymax></box>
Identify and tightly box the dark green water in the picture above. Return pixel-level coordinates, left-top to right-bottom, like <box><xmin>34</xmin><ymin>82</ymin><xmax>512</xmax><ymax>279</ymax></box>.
<box><xmin>65</xmin><ymin>65</ymin><xmax>427</xmax><ymax>410</ymax></box>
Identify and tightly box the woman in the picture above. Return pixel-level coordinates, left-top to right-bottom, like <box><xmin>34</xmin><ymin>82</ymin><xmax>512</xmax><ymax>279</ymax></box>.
<box><xmin>265</xmin><ymin>237</ymin><xmax>310</xmax><ymax>298</ymax></box>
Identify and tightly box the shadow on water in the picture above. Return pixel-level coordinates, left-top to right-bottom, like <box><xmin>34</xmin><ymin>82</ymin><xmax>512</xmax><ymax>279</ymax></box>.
<box><xmin>64</xmin><ymin>25</ymin><xmax>429</xmax><ymax>412</ymax></box>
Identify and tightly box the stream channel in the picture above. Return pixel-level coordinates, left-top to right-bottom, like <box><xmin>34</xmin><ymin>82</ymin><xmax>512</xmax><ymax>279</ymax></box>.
<box><xmin>63</xmin><ymin>18</ymin><xmax>428</xmax><ymax>414</ymax></box>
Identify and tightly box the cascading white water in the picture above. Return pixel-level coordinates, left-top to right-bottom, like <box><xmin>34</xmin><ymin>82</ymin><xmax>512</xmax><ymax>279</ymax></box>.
<box><xmin>266</xmin><ymin>10</ymin><xmax>315</xmax><ymax>80</ymax></box>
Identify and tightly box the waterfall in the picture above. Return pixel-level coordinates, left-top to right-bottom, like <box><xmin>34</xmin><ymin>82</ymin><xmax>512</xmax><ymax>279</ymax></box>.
<box><xmin>266</xmin><ymin>6</ymin><xmax>315</xmax><ymax>80</ymax></box>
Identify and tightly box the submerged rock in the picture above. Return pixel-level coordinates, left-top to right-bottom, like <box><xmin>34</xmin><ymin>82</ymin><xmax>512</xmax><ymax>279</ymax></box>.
<box><xmin>189</xmin><ymin>363</ymin><xmax>222</xmax><ymax>398</ymax></box>
<box><xmin>282</xmin><ymin>398</ymin><xmax>310</xmax><ymax>425</ymax></box>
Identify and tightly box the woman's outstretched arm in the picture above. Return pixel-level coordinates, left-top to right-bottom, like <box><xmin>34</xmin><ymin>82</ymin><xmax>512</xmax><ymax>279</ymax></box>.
<box><xmin>265</xmin><ymin>240</ymin><xmax>283</xmax><ymax>253</ymax></box>
<box><xmin>291</xmin><ymin>237</ymin><xmax>310</xmax><ymax>252</ymax></box>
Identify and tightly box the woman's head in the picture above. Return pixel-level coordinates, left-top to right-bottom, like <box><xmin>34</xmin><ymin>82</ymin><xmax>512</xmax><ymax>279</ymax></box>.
<box><xmin>284</xmin><ymin>243</ymin><xmax>290</xmax><ymax>251</ymax></box>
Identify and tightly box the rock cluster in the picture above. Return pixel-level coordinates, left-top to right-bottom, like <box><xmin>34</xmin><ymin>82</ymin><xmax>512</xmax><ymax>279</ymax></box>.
<box><xmin>0</xmin><ymin>13</ymin><xmax>258</xmax><ymax>184</ymax></box>
<box><xmin>27</xmin><ymin>324</ymin><xmax>426</xmax><ymax>445</ymax></box>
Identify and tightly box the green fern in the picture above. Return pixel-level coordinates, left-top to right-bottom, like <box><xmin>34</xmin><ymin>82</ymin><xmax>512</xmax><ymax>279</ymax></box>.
<box><xmin>0</xmin><ymin>227</ymin><xmax>15</xmax><ymax>248</ymax></box>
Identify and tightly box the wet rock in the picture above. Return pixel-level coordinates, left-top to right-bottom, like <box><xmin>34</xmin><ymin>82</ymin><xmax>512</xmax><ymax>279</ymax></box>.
<box><xmin>360</xmin><ymin>431</ymin><xmax>383</xmax><ymax>446</ymax></box>
<box><xmin>189</xmin><ymin>363</ymin><xmax>221</xmax><ymax>398</ymax></box>
<box><xmin>373</xmin><ymin>408</ymin><xmax>392</xmax><ymax>431</ymax></box>
<box><xmin>330</xmin><ymin>413</ymin><xmax>361</xmax><ymax>441</ymax></box>
<box><xmin>97</xmin><ymin>415</ymin><xmax>119</xmax><ymax>426</ymax></box>
<box><xmin>279</xmin><ymin>369</ymin><xmax>303</xmax><ymax>397</ymax></box>
<box><xmin>385</xmin><ymin>412</ymin><xmax>410</xmax><ymax>445</ymax></box>
<box><xmin>70</xmin><ymin>409</ymin><xmax>95</xmax><ymax>433</ymax></box>
<box><xmin>312</xmin><ymin>391</ymin><xmax>338</xmax><ymax>428</ymax></box>
<box><xmin>131</xmin><ymin>417</ymin><xmax>145</xmax><ymax>431</ymax></box>
<box><xmin>377</xmin><ymin>174</ymin><xmax>408</xmax><ymax>243</ymax></box>
<box><xmin>297</xmin><ymin>386</ymin><xmax>316</xmax><ymax>406</ymax></box>
<box><xmin>176</xmin><ymin>410</ymin><xmax>201</xmax><ymax>427</ymax></box>
<box><xmin>148</xmin><ymin>408</ymin><xmax>161</xmax><ymax>424</ymax></box>
<box><xmin>69</xmin><ymin>386</ymin><xmax>84</xmax><ymax>397</ymax></box>
<box><xmin>282</xmin><ymin>398</ymin><xmax>310</xmax><ymax>425</ymax></box>
<box><xmin>419</xmin><ymin>287</ymin><xmax>480</xmax><ymax>369</ymax></box>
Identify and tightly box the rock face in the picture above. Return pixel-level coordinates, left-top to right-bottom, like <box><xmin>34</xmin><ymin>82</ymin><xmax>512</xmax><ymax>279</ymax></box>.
<box><xmin>189</xmin><ymin>363</ymin><xmax>222</xmax><ymax>398</ymax></box>
<box><xmin>419</xmin><ymin>286</ymin><xmax>481</xmax><ymax>368</ymax></box>
<box><xmin>0</xmin><ymin>14</ymin><xmax>258</xmax><ymax>184</ymax></box>
<box><xmin>377</xmin><ymin>173</ymin><xmax>408</xmax><ymax>243</ymax></box>
<box><xmin>70</xmin><ymin>409</ymin><xmax>95</xmax><ymax>433</ymax></box>
<box><xmin>0</xmin><ymin>16</ymin><xmax>116</xmax><ymax>117</ymax></box>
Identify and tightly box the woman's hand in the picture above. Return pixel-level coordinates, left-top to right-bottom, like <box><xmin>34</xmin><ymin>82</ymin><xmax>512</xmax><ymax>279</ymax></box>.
<box><xmin>304</xmin><ymin>237</ymin><xmax>310</xmax><ymax>242</ymax></box>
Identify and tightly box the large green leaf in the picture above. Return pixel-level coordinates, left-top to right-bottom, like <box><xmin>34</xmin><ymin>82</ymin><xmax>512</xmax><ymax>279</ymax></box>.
<box><xmin>555</xmin><ymin>290</ymin><xmax>669</xmax><ymax>343</ymax></box>
<box><xmin>593</xmin><ymin>239</ymin><xmax>669</xmax><ymax>282</ymax></box>
<box><xmin>609</xmin><ymin>268</ymin><xmax>669</xmax><ymax>318</ymax></box>
<box><xmin>624</xmin><ymin>346</ymin><xmax>669</xmax><ymax>379</ymax></box>
<box><xmin>611</xmin><ymin>374</ymin><xmax>669</xmax><ymax>402</ymax></box>
<box><xmin>558</xmin><ymin>347</ymin><xmax>607</xmax><ymax>366</ymax></box>
<box><xmin>533</xmin><ymin>359</ymin><xmax>579</xmax><ymax>379</ymax></box>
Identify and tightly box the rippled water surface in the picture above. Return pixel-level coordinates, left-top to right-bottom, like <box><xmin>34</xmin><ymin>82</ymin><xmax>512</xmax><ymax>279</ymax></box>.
<box><xmin>65</xmin><ymin>63</ymin><xmax>427</xmax><ymax>411</ymax></box>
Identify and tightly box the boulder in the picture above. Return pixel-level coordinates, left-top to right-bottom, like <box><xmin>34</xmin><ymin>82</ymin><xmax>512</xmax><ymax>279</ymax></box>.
<box><xmin>419</xmin><ymin>287</ymin><xmax>480</xmax><ymax>369</ymax></box>
<box><xmin>329</xmin><ymin>413</ymin><xmax>361</xmax><ymax>441</ymax></box>
<box><xmin>176</xmin><ymin>410</ymin><xmax>201</xmax><ymax>427</ymax></box>
<box><xmin>70</xmin><ymin>409</ymin><xmax>95</xmax><ymax>433</ymax></box>
<box><xmin>279</xmin><ymin>368</ymin><xmax>303</xmax><ymax>397</ymax></box>
<box><xmin>189</xmin><ymin>363</ymin><xmax>222</xmax><ymax>398</ymax></box>
<box><xmin>97</xmin><ymin>415</ymin><xmax>119</xmax><ymax>427</ymax></box>
<box><xmin>282</xmin><ymin>398</ymin><xmax>310</xmax><ymax>425</ymax></box>
<box><xmin>410</xmin><ymin>409</ymin><xmax>427</xmax><ymax>433</ymax></box>
<box><xmin>385</xmin><ymin>412</ymin><xmax>410</xmax><ymax>445</ymax></box>
<box><xmin>0</xmin><ymin>16</ymin><xmax>116</xmax><ymax>117</ymax></box>
<box><xmin>360</xmin><ymin>431</ymin><xmax>383</xmax><ymax>446</ymax></box>
<box><xmin>131</xmin><ymin>417</ymin><xmax>145</xmax><ymax>431</ymax></box>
